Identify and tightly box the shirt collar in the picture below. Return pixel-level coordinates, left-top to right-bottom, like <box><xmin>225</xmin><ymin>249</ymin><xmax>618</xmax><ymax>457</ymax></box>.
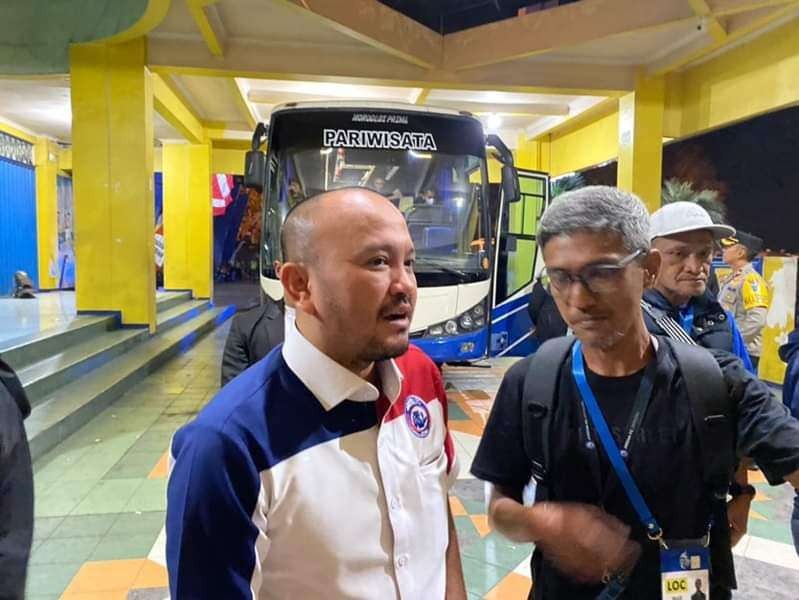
<box><xmin>282</xmin><ymin>320</ymin><xmax>403</xmax><ymax>411</ymax></box>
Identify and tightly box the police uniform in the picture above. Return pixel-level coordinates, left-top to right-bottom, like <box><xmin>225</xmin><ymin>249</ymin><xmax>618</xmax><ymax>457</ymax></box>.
<box><xmin>471</xmin><ymin>338</ymin><xmax>799</xmax><ymax>599</ymax></box>
<box><xmin>718</xmin><ymin>262</ymin><xmax>769</xmax><ymax>360</ymax></box>
<box><xmin>167</xmin><ymin>323</ymin><xmax>457</xmax><ymax>599</ymax></box>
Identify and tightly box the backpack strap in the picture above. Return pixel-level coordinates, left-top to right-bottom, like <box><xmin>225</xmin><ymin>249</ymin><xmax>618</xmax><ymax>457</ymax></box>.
<box><xmin>641</xmin><ymin>299</ymin><xmax>696</xmax><ymax>346</ymax></box>
<box><xmin>663</xmin><ymin>338</ymin><xmax>735</xmax><ymax>498</ymax></box>
<box><xmin>521</xmin><ymin>336</ymin><xmax>575</xmax><ymax>501</ymax></box>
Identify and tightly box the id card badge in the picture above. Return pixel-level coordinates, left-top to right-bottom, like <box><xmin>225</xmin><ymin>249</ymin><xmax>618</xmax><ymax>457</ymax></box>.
<box><xmin>660</xmin><ymin>545</ymin><xmax>710</xmax><ymax>600</ymax></box>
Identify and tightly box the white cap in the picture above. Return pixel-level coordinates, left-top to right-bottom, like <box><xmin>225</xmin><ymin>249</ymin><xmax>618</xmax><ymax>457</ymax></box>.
<box><xmin>650</xmin><ymin>201</ymin><xmax>735</xmax><ymax>240</ymax></box>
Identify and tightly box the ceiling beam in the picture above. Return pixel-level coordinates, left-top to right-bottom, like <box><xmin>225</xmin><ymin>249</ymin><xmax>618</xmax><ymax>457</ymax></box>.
<box><xmin>409</xmin><ymin>88</ymin><xmax>430</xmax><ymax>105</ymax></box>
<box><xmin>187</xmin><ymin>0</ymin><xmax>226</xmax><ymax>56</ymax></box>
<box><xmin>228</xmin><ymin>78</ymin><xmax>257</xmax><ymax>129</ymax></box>
<box><xmin>707</xmin><ymin>0</ymin><xmax>794</xmax><ymax>16</ymax></box>
<box><xmin>442</xmin><ymin>0</ymin><xmax>695</xmax><ymax>71</ymax></box>
<box><xmin>152</xmin><ymin>73</ymin><xmax>206</xmax><ymax>144</ymax></box>
<box><xmin>687</xmin><ymin>0</ymin><xmax>728</xmax><ymax>42</ymax></box>
<box><xmin>270</xmin><ymin>0</ymin><xmax>442</xmax><ymax>69</ymax></box>
<box><xmin>430</xmin><ymin>101</ymin><xmax>570</xmax><ymax>116</ymax></box>
<box><xmin>148</xmin><ymin>36</ymin><xmax>634</xmax><ymax>95</ymax></box>
<box><xmin>648</xmin><ymin>1</ymin><xmax>798</xmax><ymax>74</ymax></box>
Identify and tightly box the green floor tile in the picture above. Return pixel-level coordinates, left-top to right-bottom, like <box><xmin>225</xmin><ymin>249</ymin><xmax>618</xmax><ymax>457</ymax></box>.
<box><xmin>461</xmin><ymin>532</ymin><xmax>532</xmax><ymax>570</ymax></box>
<box><xmin>448</xmin><ymin>401</ymin><xmax>470</xmax><ymax>421</ymax></box>
<box><xmin>25</xmin><ymin>562</ymin><xmax>81</xmax><ymax>596</ymax></box>
<box><xmin>460</xmin><ymin>497</ymin><xmax>488</xmax><ymax>515</ymax></box>
<box><xmin>32</xmin><ymin>517</ymin><xmax>64</xmax><ymax>541</ymax></box>
<box><xmin>29</xmin><ymin>535</ymin><xmax>101</xmax><ymax>565</ymax></box>
<box><xmin>50</xmin><ymin>514</ymin><xmax>118</xmax><ymax>539</ymax></box>
<box><xmin>35</xmin><ymin>479</ymin><xmax>98</xmax><ymax>518</ymax></box>
<box><xmin>107</xmin><ymin>510</ymin><xmax>165</xmax><ymax>537</ymax></box>
<box><xmin>123</xmin><ymin>479</ymin><xmax>167</xmax><ymax>513</ymax></box>
<box><xmin>91</xmin><ymin>532</ymin><xmax>160</xmax><ymax>561</ymax></box>
<box><xmin>70</xmin><ymin>479</ymin><xmax>143</xmax><ymax>515</ymax></box>
<box><xmin>461</xmin><ymin>555</ymin><xmax>508</xmax><ymax>597</ymax></box>
<box><xmin>27</xmin><ymin>594</ymin><xmax>61</xmax><ymax>600</ymax></box>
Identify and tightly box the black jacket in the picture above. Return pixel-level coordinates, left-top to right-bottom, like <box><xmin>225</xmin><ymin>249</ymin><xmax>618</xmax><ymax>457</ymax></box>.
<box><xmin>643</xmin><ymin>288</ymin><xmax>733</xmax><ymax>352</ymax></box>
<box><xmin>0</xmin><ymin>358</ymin><xmax>33</xmax><ymax>600</ymax></box>
<box><xmin>220</xmin><ymin>298</ymin><xmax>285</xmax><ymax>386</ymax></box>
<box><xmin>528</xmin><ymin>280</ymin><xmax>567</xmax><ymax>343</ymax></box>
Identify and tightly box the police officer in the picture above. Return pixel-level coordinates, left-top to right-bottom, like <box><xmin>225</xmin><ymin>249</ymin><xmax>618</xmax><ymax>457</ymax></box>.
<box><xmin>471</xmin><ymin>186</ymin><xmax>799</xmax><ymax>599</ymax></box>
<box><xmin>718</xmin><ymin>231</ymin><xmax>770</xmax><ymax>369</ymax></box>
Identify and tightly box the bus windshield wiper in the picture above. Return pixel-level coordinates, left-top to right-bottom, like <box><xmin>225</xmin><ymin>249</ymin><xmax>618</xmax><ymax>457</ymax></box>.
<box><xmin>413</xmin><ymin>258</ymin><xmax>470</xmax><ymax>278</ymax></box>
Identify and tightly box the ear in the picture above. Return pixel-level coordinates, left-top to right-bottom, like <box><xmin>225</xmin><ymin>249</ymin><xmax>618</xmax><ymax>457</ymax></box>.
<box><xmin>279</xmin><ymin>262</ymin><xmax>316</xmax><ymax>315</ymax></box>
<box><xmin>642</xmin><ymin>249</ymin><xmax>661</xmax><ymax>288</ymax></box>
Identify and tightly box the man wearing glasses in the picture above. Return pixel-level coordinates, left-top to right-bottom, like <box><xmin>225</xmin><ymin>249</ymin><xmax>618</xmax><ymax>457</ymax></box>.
<box><xmin>471</xmin><ymin>186</ymin><xmax>799</xmax><ymax>599</ymax></box>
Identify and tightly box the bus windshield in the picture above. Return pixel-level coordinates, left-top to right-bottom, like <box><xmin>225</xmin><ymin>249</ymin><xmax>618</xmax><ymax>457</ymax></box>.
<box><xmin>261</xmin><ymin>108</ymin><xmax>491</xmax><ymax>286</ymax></box>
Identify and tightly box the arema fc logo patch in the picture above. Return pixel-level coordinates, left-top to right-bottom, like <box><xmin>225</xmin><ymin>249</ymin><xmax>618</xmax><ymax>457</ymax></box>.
<box><xmin>404</xmin><ymin>395</ymin><xmax>431</xmax><ymax>438</ymax></box>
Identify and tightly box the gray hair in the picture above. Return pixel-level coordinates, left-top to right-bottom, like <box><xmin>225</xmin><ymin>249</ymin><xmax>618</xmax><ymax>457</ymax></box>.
<box><xmin>538</xmin><ymin>186</ymin><xmax>651</xmax><ymax>253</ymax></box>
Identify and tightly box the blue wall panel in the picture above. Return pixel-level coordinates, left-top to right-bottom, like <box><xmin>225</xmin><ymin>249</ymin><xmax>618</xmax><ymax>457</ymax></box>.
<box><xmin>0</xmin><ymin>157</ymin><xmax>37</xmax><ymax>295</ymax></box>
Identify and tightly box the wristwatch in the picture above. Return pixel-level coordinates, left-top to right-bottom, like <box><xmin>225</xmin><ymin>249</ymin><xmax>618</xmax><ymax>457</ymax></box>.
<box><xmin>729</xmin><ymin>482</ymin><xmax>757</xmax><ymax>498</ymax></box>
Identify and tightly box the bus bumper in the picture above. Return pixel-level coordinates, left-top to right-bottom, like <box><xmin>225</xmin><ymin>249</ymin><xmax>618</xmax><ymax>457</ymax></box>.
<box><xmin>411</xmin><ymin>328</ymin><xmax>488</xmax><ymax>363</ymax></box>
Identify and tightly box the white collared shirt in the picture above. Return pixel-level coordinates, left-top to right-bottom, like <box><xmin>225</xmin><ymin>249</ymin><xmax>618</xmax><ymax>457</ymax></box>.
<box><xmin>167</xmin><ymin>318</ymin><xmax>458</xmax><ymax>599</ymax></box>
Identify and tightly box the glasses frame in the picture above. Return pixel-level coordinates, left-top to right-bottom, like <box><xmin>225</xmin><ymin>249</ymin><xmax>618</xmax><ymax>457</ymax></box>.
<box><xmin>547</xmin><ymin>248</ymin><xmax>645</xmax><ymax>296</ymax></box>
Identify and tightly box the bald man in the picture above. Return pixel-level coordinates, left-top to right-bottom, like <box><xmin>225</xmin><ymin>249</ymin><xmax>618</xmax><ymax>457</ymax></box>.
<box><xmin>167</xmin><ymin>188</ymin><xmax>465</xmax><ymax>599</ymax></box>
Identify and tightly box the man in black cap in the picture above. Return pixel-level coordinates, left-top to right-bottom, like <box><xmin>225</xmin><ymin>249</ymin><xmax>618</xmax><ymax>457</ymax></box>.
<box><xmin>718</xmin><ymin>231</ymin><xmax>770</xmax><ymax>369</ymax></box>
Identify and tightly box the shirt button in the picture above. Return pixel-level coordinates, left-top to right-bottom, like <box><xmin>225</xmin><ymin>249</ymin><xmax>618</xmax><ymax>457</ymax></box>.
<box><xmin>390</xmin><ymin>497</ymin><xmax>400</xmax><ymax>510</ymax></box>
<box><xmin>397</xmin><ymin>555</ymin><xmax>408</xmax><ymax>568</ymax></box>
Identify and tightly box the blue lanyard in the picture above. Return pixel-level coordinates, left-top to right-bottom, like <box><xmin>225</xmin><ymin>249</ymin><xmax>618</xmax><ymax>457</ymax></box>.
<box><xmin>571</xmin><ymin>341</ymin><xmax>663</xmax><ymax>541</ymax></box>
<box><xmin>679</xmin><ymin>305</ymin><xmax>694</xmax><ymax>335</ymax></box>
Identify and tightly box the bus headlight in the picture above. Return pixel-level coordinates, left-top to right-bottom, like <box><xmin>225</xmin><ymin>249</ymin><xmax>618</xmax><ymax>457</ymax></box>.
<box><xmin>423</xmin><ymin>300</ymin><xmax>488</xmax><ymax>338</ymax></box>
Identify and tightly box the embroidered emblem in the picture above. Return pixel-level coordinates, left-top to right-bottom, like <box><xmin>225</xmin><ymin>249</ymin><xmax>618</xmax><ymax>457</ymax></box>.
<box><xmin>404</xmin><ymin>395</ymin><xmax>431</xmax><ymax>438</ymax></box>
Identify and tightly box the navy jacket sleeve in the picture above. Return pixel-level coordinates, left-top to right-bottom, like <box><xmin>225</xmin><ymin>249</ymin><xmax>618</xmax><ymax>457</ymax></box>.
<box><xmin>712</xmin><ymin>349</ymin><xmax>799</xmax><ymax>485</ymax></box>
<box><xmin>0</xmin><ymin>385</ymin><xmax>33</xmax><ymax>600</ymax></box>
<box><xmin>470</xmin><ymin>356</ymin><xmax>534</xmax><ymax>491</ymax></box>
<box><xmin>166</xmin><ymin>422</ymin><xmax>263</xmax><ymax>599</ymax></box>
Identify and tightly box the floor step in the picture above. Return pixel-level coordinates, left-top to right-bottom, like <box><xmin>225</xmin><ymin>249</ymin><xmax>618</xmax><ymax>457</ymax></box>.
<box><xmin>156</xmin><ymin>291</ymin><xmax>193</xmax><ymax>313</ymax></box>
<box><xmin>156</xmin><ymin>299</ymin><xmax>210</xmax><ymax>334</ymax></box>
<box><xmin>17</xmin><ymin>328</ymin><xmax>150</xmax><ymax>406</ymax></box>
<box><xmin>0</xmin><ymin>315</ymin><xmax>118</xmax><ymax>371</ymax></box>
<box><xmin>25</xmin><ymin>304</ymin><xmax>236</xmax><ymax>461</ymax></box>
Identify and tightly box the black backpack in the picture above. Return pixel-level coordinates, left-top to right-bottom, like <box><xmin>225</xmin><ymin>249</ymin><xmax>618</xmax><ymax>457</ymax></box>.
<box><xmin>520</xmin><ymin>336</ymin><xmax>735</xmax><ymax>502</ymax></box>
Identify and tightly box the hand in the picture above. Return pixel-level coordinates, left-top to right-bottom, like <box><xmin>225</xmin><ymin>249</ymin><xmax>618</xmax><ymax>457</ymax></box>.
<box><xmin>727</xmin><ymin>494</ymin><xmax>752</xmax><ymax>547</ymax></box>
<box><xmin>533</xmin><ymin>502</ymin><xmax>641</xmax><ymax>584</ymax></box>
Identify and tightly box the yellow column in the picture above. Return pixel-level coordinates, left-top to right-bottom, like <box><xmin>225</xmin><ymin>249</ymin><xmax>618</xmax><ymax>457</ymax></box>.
<box><xmin>70</xmin><ymin>39</ymin><xmax>156</xmax><ymax>331</ymax></box>
<box><xmin>34</xmin><ymin>137</ymin><xmax>58</xmax><ymax>289</ymax></box>
<box><xmin>163</xmin><ymin>142</ymin><xmax>213</xmax><ymax>299</ymax></box>
<box><xmin>617</xmin><ymin>75</ymin><xmax>665</xmax><ymax>213</ymax></box>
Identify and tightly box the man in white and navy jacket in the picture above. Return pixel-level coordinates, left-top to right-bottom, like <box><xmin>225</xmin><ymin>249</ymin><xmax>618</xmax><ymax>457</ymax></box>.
<box><xmin>167</xmin><ymin>187</ymin><xmax>464</xmax><ymax>599</ymax></box>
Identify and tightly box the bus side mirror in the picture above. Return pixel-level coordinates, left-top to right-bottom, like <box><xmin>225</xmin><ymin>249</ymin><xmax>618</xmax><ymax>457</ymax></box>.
<box><xmin>244</xmin><ymin>150</ymin><xmax>266</xmax><ymax>192</ymax></box>
<box><xmin>502</xmin><ymin>165</ymin><xmax>521</xmax><ymax>203</ymax></box>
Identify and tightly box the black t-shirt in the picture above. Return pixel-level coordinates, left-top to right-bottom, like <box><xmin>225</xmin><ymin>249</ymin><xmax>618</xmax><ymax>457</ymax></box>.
<box><xmin>471</xmin><ymin>337</ymin><xmax>799</xmax><ymax>600</ymax></box>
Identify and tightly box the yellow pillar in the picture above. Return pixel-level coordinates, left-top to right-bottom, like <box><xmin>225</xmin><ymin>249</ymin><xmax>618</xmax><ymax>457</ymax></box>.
<box><xmin>617</xmin><ymin>76</ymin><xmax>665</xmax><ymax>213</ymax></box>
<box><xmin>70</xmin><ymin>39</ymin><xmax>156</xmax><ymax>330</ymax></box>
<box><xmin>34</xmin><ymin>137</ymin><xmax>58</xmax><ymax>289</ymax></box>
<box><xmin>514</xmin><ymin>135</ymin><xmax>551</xmax><ymax>173</ymax></box>
<box><xmin>162</xmin><ymin>142</ymin><xmax>213</xmax><ymax>299</ymax></box>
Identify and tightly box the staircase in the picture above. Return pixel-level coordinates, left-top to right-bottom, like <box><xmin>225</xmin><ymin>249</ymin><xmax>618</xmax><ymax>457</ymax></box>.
<box><xmin>1</xmin><ymin>291</ymin><xmax>234</xmax><ymax>460</ymax></box>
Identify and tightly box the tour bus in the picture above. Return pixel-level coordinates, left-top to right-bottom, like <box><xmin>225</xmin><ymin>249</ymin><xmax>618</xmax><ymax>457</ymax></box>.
<box><xmin>245</xmin><ymin>101</ymin><xmax>549</xmax><ymax>363</ymax></box>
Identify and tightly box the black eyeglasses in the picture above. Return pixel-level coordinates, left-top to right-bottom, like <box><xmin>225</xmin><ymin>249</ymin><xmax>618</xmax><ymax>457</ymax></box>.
<box><xmin>547</xmin><ymin>249</ymin><xmax>644</xmax><ymax>296</ymax></box>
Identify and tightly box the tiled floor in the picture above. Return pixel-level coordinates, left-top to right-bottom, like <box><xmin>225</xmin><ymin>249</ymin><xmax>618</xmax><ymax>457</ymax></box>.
<box><xmin>26</xmin><ymin>324</ymin><xmax>799</xmax><ymax>599</ymax></box>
